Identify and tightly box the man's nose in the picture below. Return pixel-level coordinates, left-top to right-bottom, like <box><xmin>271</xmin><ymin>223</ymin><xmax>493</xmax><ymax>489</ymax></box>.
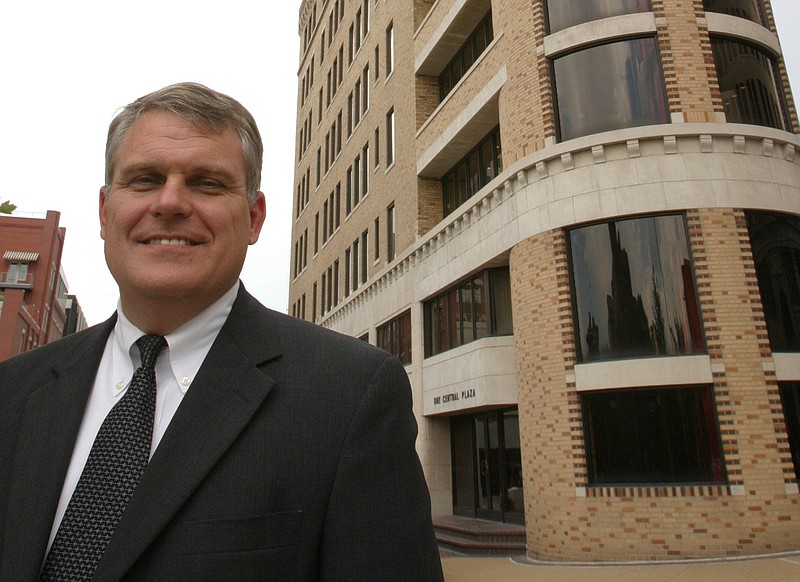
<box><xmin>151</xmin><ymin>178</ymin><xmax>192</xmax><ymax>216</ymax></box>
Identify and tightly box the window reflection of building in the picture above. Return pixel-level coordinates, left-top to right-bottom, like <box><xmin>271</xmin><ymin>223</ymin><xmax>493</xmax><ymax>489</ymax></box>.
<box><xmin>711</xmin><ymin>38</ymin><xmax>788</xmax><ymax>130</ymax></box>
<box><xmin>547</xmin><ymin>0</ymin><xmax>652</xmax><ymax>33</ymax></box>
<box><xmin>569</xmin><ymin>214</ymin><xmax>704</xmax><ymax>362</ymax></box>
<box><xmin>553</xmin><ymin>38</ymin><xmax>669</xmax><ymax>141</ymax></box>
<box><xmin>425</xmin><ymin>268</ymin><xmax>512</xmax><ymax>358</ymax></box>
<box><xmin>377</xmin><ymin>309</ymin><xmax>412</xmax><ymax>364</ymax></box>
<box><xmin>746</xmin><ymin>212</ymin><xmax>800</xmax><ymax>352</ymax></box>
<box><xmin>441</xmin><ymin>127</ymin><xmax>503</xmax><ymax>218</ymax></box>
<box><xmin>703</xmin><ymin>0</ymin><xmax>765</xmax><ymax>26</ymax></box>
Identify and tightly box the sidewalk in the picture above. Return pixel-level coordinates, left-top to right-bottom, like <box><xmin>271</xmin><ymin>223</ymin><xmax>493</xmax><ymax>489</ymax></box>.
<box><xmin>442</xmin><ymin>553</ymin><xmax>800</xmax><ymax>581</ymax></box>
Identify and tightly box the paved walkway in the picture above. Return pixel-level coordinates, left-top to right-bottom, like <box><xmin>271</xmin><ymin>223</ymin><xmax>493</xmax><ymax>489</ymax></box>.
<box><xmin>442</xmin><ymin>553</ymin><xmax>800</xmax><ymax>581</ymax></box>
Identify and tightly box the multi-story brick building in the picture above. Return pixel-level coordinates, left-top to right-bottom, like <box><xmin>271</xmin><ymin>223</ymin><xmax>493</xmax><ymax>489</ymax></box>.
<box><xmin>289</xmin><ymin>0</ymin><xmax>800</xmax><ymax>561</ymax></box>
<box><xmin>0</xmin><ymin>211</ymin><xmax>82</xmax><ymax>360</ymax></box>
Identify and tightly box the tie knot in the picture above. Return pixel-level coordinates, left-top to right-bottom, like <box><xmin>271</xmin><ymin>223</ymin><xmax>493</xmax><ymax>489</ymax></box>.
<box><xmin>135</xmin><ymin>335</ymin><xmax>167</xmax><ymax>369</ymax></box>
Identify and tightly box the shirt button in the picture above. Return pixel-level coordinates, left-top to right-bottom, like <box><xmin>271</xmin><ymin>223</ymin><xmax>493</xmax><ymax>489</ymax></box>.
<box><xmin>115</xmin><ymin>381</ymin><xmax>125</xmax><ymax>391</ymax></box>
<box><xmin>181</xmin><ymin>377</ymin><xmax>191</xmax><ymax>387</ymax></box>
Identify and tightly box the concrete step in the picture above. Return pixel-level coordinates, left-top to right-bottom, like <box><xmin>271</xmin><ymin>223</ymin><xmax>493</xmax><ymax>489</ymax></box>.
<box><xmin>433</xmin><ymin>516</ymin><xmax>526</xmax><ymax>557</ymax></box>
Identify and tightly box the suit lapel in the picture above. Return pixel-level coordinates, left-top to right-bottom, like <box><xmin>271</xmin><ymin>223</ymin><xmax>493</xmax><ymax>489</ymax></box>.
<box><xmin>0</xmin><ymin>319</ymin><xmax>114</xmax><ymax>581</ymax></box>
<box><xmin>94</xmin><ymin>289</ymin><xmax>282</xmax><ymax>582</ymax></box>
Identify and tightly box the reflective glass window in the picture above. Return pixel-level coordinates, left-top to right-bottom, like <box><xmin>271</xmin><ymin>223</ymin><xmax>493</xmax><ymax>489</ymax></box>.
<box><xmin>425</xmin><ymin>269</ymin><xmax>512</xmax><ymax>357</ymax></box>
<box><xmin>377</xmin><ymin>310</ymin><xmax>412</xmax><ymax>364</ymax></box>
<box><xmin>703</xmin><ymin>0</ymin><xmax>765</xmax><ymax>26</ymax></box>
<box><xmin>554</xmin><ymin>37</ymin><xmax>669</xmax><ymax>141</ymax></box>
<box><xmin>569</xmin><ymin>215</ymin><xmax>704</xmax><ymax>363</ymax></box>
<box><xmin>441</xmin><ymin>126</ymin><xmax>503</xmax><ymax>217</ymax></box>
<box><xmin>548</xmin><ymin>0</ymin><xmax>651</xmax><ymax>33</ymax></box>
<box><xmin>746</xmin><ymin>212</ymin><xmax>800</xmax><ymax>352</ymax></box>
<box><xmin>582</xmin><ymin>385</ymin><xmax>726</xmax><ymax>485</ymax></box>
<box><xmin>780</xmin><ymin>382</ymin><xmax>800</xmax><ymax>482</ymax></box>
<box><xmin>711</xmin><ymin>38</ymin><xmax>788</xmax><ymax>130</ymax></box>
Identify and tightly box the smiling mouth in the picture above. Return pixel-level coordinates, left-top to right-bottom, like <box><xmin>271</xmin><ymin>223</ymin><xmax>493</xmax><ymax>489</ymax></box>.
<box><xmin>146</xmin><ymin>238</ymin><xmax>198</xmax><ymax>246</ymax></box>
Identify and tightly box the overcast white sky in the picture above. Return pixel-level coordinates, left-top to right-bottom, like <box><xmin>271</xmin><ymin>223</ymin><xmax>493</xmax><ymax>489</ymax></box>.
<box><xmin>1</xmin><ymin>1</ymin><xmax>797</xmax><ymax>326</ymax></box>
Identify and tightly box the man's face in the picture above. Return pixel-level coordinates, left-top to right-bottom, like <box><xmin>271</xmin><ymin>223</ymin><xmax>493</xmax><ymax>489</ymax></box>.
<box><xmin>100</xmin><ymin>109</ymin><xmax>265</xmax><ymax>319</ymax></box>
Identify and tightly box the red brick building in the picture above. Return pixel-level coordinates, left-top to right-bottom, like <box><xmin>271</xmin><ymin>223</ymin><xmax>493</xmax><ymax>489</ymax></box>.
<box><xmin>0</xmin><ymin>210</ymin><xmax>71</xmax><ymax>360</ymax></box>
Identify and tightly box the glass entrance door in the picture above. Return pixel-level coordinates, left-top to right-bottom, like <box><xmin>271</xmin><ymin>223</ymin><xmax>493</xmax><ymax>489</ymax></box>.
<box><xmin>452</xmin><ymin>408</ymin><xmax>524</xmax><ymax>523</ymax></box>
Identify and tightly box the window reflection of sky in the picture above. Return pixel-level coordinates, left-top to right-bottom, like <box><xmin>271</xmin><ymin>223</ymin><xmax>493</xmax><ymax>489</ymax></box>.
<box><xmin>571</xmin><ymin>215</ymin><xmax>693</xmax><ymax>360</ymax></box>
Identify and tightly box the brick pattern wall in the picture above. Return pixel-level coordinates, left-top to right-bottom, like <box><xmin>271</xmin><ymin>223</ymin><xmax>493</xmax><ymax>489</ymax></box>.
<box><xmin>511</xmin><ymin>212</ymin><xmax>799</xmax><ymax>561</ymax></box>
<box><xmin>654</xmin><ymin>0</ymin><xmax>719</xmax><ymax>122</ymax></box>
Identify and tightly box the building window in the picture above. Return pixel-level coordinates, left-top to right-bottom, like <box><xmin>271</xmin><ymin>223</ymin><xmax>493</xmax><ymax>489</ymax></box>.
<box><xmin>425</xmin><ymin>268</ymin><xmax>513</xmax><ymax>358</ymax></box>
<box><xmin>377</xmin><ymin>310</ymin><xmax>412</xmax><ymax>364</ymax></box>
<box><xmin>710</xmin><ymin>37</ymin><xmax>789</xmax><ymax>131</ymax></box>
<box><xmin>362</xmin><ymin>143</ymin><xmax>370</xmax><ymax>197</ymax></box>
<box><xmin>441</xmin><ymin>126</ymin><xmax>502</xmax><ymax>218</ymax></box>
<box><xmin>569</xmin><ymin>214</ymin><xmax>704</xmax><ymax>363</ymax></box>
<box><xmin>553</xmin><ymin>37</ymin><xmax>669</xmax><ymax>141</ymax></box>
<box><xmin>547</xmin><ymin>0</ymin><xmax>652</xmax><ymax>33</ymax></box>
<box><xmin>703</xmin><ymin>0</ymin><xmax>765</xmax><ymax>26</ymax></box>
<box><xmin>581</xmin><ymin>385</ymin><xmax>726</xmax><ymax>485</ymax></box>
<box><xmin>352</xmin><ymin>238</ymin><xmax>360</xmax><ymax>291</ymax></box>
<box><xmin>6</xmin><ymin>262</ymin><xmax>29</xmax><ymax>284</ymax></box>
<box><xmin>386</xmin><ymin>22</ymin><xmax>394</xmax><ymax>76</ymax></box>
<box><xmin>387</xmin><ymin>203</ymin><xmax>396</xmax><ymax>261</ymax></box>
<box><xmin>439</xmin><ymin>11</ymin><xmax>493</xmax><ymax>100</ymax></box>
<box><xmin>780</xmin><ymin>382</ymin><xmax>800</xmax><ymax>482</ymax></box>
<box><xmin>374</xmin><ymin>217</ymin><xmax>380</xmax><ymax>261</ymax></box>
<box><xmin>361</xmin><ymin>230</ymin><xmax>369</xmax><ymax>284</ymax></box>
<box><xmin>386</xmin><ymin>108</ymin><xmax>395</xmax><ymax>166</ymax></box>
<box><xmin>746</xmin><ymin>212</ymin><xmax>800</xmax><ymax>352</ymax></box>
<box><xmin>345</xmin><ymin>248</ymin><xmax>352</xmax><ymax>297</ymax></box>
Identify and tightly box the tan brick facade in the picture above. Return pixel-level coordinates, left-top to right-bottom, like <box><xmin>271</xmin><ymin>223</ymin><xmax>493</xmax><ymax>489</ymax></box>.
<box><xmin>292</xmin><ymin>0</ymin><xmax>800</xmax><ymax>562</ymax></box>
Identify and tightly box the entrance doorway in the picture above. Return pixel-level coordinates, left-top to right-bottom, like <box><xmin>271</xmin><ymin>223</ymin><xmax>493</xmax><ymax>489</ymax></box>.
<box><xmin>451</xmin><ymin>408</ymin><xmax>524</xmax><ymax>524</ymax></box>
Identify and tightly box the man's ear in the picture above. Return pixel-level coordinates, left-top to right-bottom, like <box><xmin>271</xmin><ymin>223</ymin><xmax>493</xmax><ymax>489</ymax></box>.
<box><xmin>99</xmin><ymin>186</ymin><xmax>108</xmax><ymax>240</ymax></box>
<box><xmin>249</xmin><ymin>191</ymin><xmax>267</xmax><ymax>245</ymax></box>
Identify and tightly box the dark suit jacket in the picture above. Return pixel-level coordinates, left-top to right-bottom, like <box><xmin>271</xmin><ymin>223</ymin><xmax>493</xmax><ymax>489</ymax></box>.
<box><xmin>0</xmin><ymin>288</ymin><xmax>443</xmax><ymax>581</ymax></box>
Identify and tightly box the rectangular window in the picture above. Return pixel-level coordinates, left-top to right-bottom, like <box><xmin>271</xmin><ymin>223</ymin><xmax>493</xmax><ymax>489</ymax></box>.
<box><xmin>362</xmin><ymin>143</ymin><xmax>369</xmax><ymax>197</ymax></box>
<box><xmin>345</xmin><ymin>248</ymin><xmax>351</xmax><ymax>297</ymax></box>
<box><xmin>424</xmin><ymin>269</ymin><xmax>512</xmax><ymax>357</ymax></box>
<box><xmin>438</xmin><ymin>12</ymin><xmax>493</xmax><ymax>101</ymax></box>
<box><xmin>313</xmin><ymin>282</ymin><xmax>318</xmax><ymax>322</ymax></box>
<box><xmin>333</xmin><ymin>260</ymin><xmax>340</xmax><ymax>307</ymax></box>
<box><xmin>316</xmin><ymin>148</ymin><xmax>321</xmax><ymax>187</ymax></box>
<box><xmin>377</xmin><ymin>310</ymin><xmax>412</xmax><ymax>364</ymax></box>
<box><xmin>361</xmin><ymin>230</ymin><xmax>369</xmax><ymax>283</ymax></box>
<box><xmin>387</xmin><ymin>203</ymin><xmax>396</xmax><ymax>261</ymax></box>
<box><xmin>441</xmin><ymin>126</ymin><xmax>502</xmax><ymax>217</ymax></box>
<box><xmin>352</xmin><ymin>238</ymin><xmax>360</xmax><ymax>291</ymax></box>
<box><xmin>780</xmin><ymin>382</ymin><xmax>800</xmax><ymax>481</ymax></box>
<box><xmin>374</xmin><ymin>126</ymin><xmax>380</xmax><ymax>167</ymax></box>
<box><xmin>385</xmin><ymin>22</ymin><xmax>394</xmax><ymax>76</ymax></box>
<box><xmin>374</xmin><ymin>217</ymin><xmax>380</xmax><ymax>261</ymax></box>
<box><xmin>386</xmin><ymin>108</ymin><xmax>395</xmax><ymax>166</ymax></box>
<box><xmin>362</xmin><ymin>65</ymin><xmax>370</xmax><ymax>112</ymax></box>
<box><xmin>569</xmin><ymin>214</ymin><xmax>704</xmax><ymax>362</ymax></box>
<box><xmin>346</xmin><ymin>167</ymin><xmax>353</xmax><ymax>215</ymax></box>
<box><xmin>548</xmin><ymin>0</ymin><xmax>652</xmax><ymax>33</ymax></box>
<box><xmin>581</xmin><ymin>385</ymin><xmax>725</xmax><ymax>485</ymax></box>
<box><xmin>746</xmin><ymin>212</ymin><xmax>800</xmax><ymax>352</ymax></box>
<box><xmin>554</xmin><ymin>37</ymin><xmax>669</xmax><ymax>141</ymax></box>
<box><xmin>314</xmin><ymin>213</ymin><xmax>319</xmax><ymax>254</ymax></box>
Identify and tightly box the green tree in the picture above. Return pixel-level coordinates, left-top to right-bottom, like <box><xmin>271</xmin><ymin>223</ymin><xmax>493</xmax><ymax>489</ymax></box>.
<box><xmin>0</xmin><ymin>200</ymin><xmax>16</xmax><ymax>214</ymax></box>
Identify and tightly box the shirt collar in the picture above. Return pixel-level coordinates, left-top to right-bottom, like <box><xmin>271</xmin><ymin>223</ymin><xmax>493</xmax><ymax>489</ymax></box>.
<box><xmin>112</xmin><ymin>282</ymin><xmax>239</xmax><ymax>395</ymax></box>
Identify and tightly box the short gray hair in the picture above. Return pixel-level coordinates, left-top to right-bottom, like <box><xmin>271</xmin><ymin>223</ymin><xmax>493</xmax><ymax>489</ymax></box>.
<box><xmin>105</xmin><ymin>82</ymin><xmax>262</xmax><ymax>203</ymax></box>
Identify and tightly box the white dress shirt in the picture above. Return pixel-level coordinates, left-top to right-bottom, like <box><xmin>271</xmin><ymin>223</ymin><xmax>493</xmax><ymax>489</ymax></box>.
<box><xmin>46</xmin><ymin>282</ymin><xmax>239</xmax><ymax>553</ymax></box>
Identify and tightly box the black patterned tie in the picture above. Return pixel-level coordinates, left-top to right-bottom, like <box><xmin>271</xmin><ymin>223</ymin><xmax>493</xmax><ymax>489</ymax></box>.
<box><xmin>40</xmin><ymin>335</ymin><xmax>167</xmax><ymax>582</ymax></box>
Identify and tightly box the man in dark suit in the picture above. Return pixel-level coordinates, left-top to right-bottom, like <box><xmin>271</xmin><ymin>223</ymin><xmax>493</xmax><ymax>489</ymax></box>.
<box><xmin>0</xmin><ymin>83</ymin><xmax>443</xmax><ymax>581</ymax></box>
